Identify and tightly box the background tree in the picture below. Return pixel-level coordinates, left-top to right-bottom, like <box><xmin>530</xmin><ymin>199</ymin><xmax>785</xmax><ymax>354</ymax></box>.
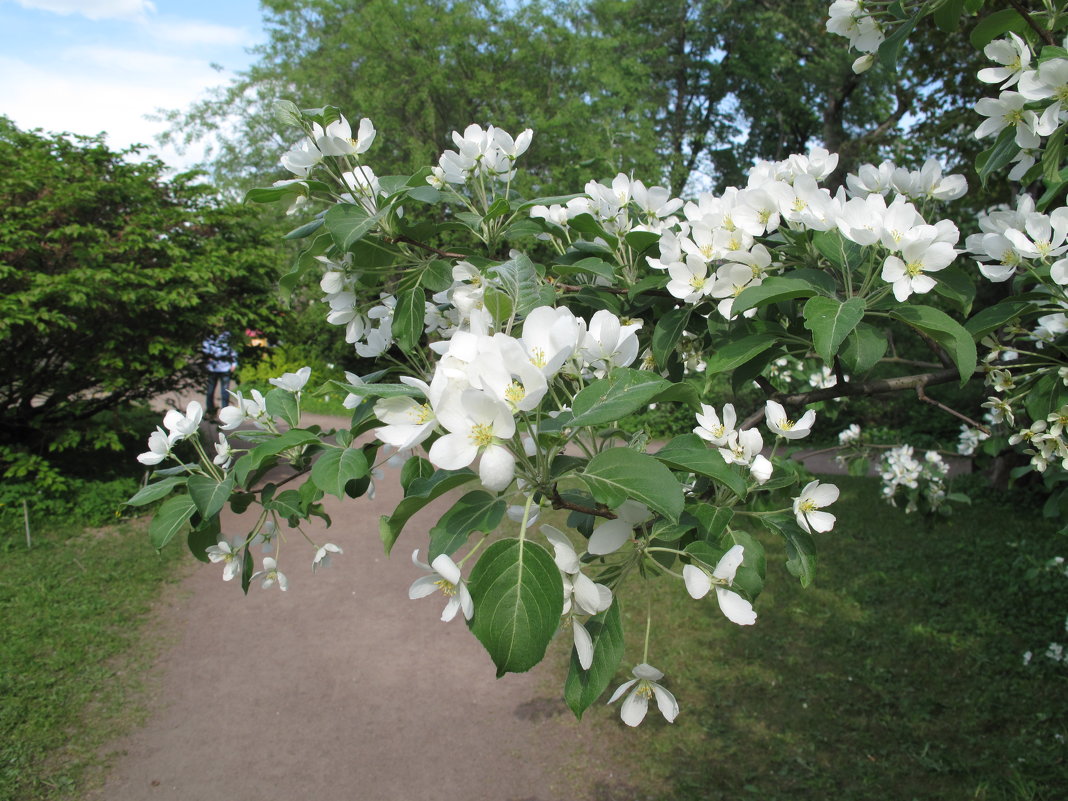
<box><xmin>164</xmin><ymin>0</ymin><xmax>990</xmax><ymax>200</ymax></box>
<box><xmin>0</xmin><ymin>117</ymin><xmax>286</xmax><ymax>465</ymax></box>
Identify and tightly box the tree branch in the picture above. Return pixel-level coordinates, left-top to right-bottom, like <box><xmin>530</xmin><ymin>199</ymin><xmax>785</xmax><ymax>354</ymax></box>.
<box><xmin>915</xmin><ymin>385</ymin><xmax>990</xmax><ymax>435</ymax></box>
<box><xmin>386</xmin><ymin>235</ymin><xmax>467</xmax><ymax>260</ymax></box>
<box><xmin>740</xmin><ymin>367</ymin><xmax>962</xmax><ymax>428</ymax></box>
<box><xmin>549</xmin><ymin>484</ymin><xmax>616</xmax><ymax>520</ymax></box>
<box><xmin>1005</xmin><ymin>0</ymin><xmax>1056</xmax><ymax>47</ymax></box>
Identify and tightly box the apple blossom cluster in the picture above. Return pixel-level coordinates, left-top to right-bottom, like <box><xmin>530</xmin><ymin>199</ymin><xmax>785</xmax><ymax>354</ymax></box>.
<box><xmin>134</xmin><ymin>369</ymin><xmax>344</xmax><ymax>589</ymax></box>
<box><xmin>530</xmin><ymin>172</ymin><xmax>684</xmax><ymax>240</ymax></box>
<box><xmin>825</xmin><ymin>0</ymin><xmax>887</xmax><ymax>73</ymax></box>
<box><xmin>637</xmin><ymin>146</ymin><xmax>965</xmax><ymax>310</ymax></box>
<box><xmin>879</xmin><ymin>444</ymin><xmax>949</xmax><ymax>513</ymax></box>
<box><xmin>974</xmin><ymin>35</ymin><xmax>1068</xmax><ymax>168</ymax></box>
<box><xmin>967</xmin><ymin>195</ymin><xmax>1068</xmax><ymax>285</ymax></box>
<box><xmin>427</xmin><ymin>123</ymin><xmax>533</xmax><ymax>190</ymax></box>
<box><xmin>1009</xmin><ymin>406</ymin><xmax>1068</xmax><ymax>473</ymax></box>
<box><xmin>372</xmin><ymin>304</ymin><xmax>643</xmax><ymax>490</ymax></box>
<box><xmin>957</xmin><ymin>423</ymin><xmax>990</xmax><ymax>456</ymax></box>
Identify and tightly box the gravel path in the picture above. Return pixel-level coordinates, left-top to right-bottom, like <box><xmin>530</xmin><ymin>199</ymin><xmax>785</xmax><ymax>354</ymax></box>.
<box><xmin>95</xmin><ymin>405</ymin><xmax>634</xmax><ymax>801</ymax></box>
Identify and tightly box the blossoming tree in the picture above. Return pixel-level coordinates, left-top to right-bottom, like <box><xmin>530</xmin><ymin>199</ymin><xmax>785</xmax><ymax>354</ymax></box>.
<box><xmin>131</xmin><ymin>0</ymin><xmax>1068</xmax><ymax>724</ymax></box>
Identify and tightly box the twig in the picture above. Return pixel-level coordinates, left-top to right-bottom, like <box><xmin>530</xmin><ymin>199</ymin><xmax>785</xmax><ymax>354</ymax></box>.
<box><xmin>916</xmin><ymin>330</ymin><xmax>953</xmax><ymax>369</ymax></box>
<box><xmin>386</xmin><ymin>235</ymin><xmax>467</xmax><ymax>260</ymax></box>
<box><xmin>740</xmin><ymin>366</ymin><xmax>963</xmax><ymax>429</ymax></box>
<box><xmin>549</xmin><ymin>484</ymin><xmax>617</xmax><ymax>519</ymax></box>
<box><xmin>915</xmin><ymin>385</ymin><xmax>991</xmax><ymax>435</ymax></box>
<box><xmin>1006</xmin><ymin>0</ymin><xmax>1056</xmax><ymax>46</ymax></box>
<box><xmin>553</xmin><ymin>282</ymin><xmax>677</xmax><ymax>299</ymax></box>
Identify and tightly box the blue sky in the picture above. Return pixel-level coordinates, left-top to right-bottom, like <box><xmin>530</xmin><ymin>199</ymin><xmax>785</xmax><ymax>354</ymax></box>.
<box><xmin>0</xmin><ymin>0</ymin><xmax>265</xmax><ymax>167</ymax></box>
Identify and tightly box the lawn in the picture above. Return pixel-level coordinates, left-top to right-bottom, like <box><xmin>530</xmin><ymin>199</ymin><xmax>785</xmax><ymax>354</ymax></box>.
<box><xmin>592</xmin><ymin>476</ymin><xmax>1067</xmax><ymax>801</ymax></box>
<box><xmin>0</xmin><ymin>520</ymin><xmax>186</xmax><ymax>801</ymax></box>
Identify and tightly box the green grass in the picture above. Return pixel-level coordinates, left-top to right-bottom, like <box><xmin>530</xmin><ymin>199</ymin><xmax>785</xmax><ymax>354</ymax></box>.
<box><xmin>590</xmin><ymin>477</ymin><xmax>1068</xmax><ymax>801</ymax></box>
<box><xmin>0</xmin><ymin>520</ymin><xmax>186</xmax><ymax>801</ymax></box>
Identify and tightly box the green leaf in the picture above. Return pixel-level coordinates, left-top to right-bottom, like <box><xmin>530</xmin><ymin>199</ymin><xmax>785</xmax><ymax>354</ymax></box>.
<box><xmin>932</xmin><ymin>266</ymin><xmax>977</xmax><ymax>314</ymax></box>
<box><xmin>761</xmin><ymin>514</ymin><xmax>817</xmax><ymax>588</ymax></box>
<box><xmin>812</xmin><ymin>229</ymin><xmax>862</xmax><ymax>270</ymax></box>
<box><xmin>933</xmin><ymin>0</ymin><xmax>965</xmax><ymax>32</ymax></box>
<box><xmin>187</xmin><ymin>474</ymin><xmax>234</xmax><ymax>519</ymax></box>
<box><xmin>841</xmin><ymin>322</ymin><xmax>888</xmax><ymax>375</ymax></box>
<box><xmin>324</xmin><ymin>203</ymin><xmax>381</xmax><ymax>250</ymax></box>
<box><xmin>486</xmin><ymin>253</ymin><xmax>546</xmax><ymax>318</ymax></box>
<box><xmin>400</xmin><ymin>455</ymin><xmax>434</xmax><ymax>493</ymax></box>
<box><xmin>569</xmin><ymin>368</ymin><xmax>671</xmax><ymax>427</ymax></box>
<box><xmin>1041</xmin><ymin>123</ymin><xmax>1067</xmax><ymax>184</ymax></box>
<box><xmin>1026</xmin><ymin>373</ymin><xmax>1068</xmax><ymax>423</ymax></box>
<box><xmin>719</xmin><ymin>529</ymin><xmax>766</xmax><ymax>600</ymax></box>
<box><xmin>311</xmin><ymin>446</ymin><xmax>370</xmax><ymax>498</ymax></box>
<box><xmin>693</xmin><ymin>504</ymin><xmax>734</xmax><ymax>542</ymax></box>
<box><xmin>429</xmin><ymin>491</ymin><xmax>507</xmax><ymax>560</ymax></box>
<box><xmin>564</xmin><ymin>600</ymin><xmax>624</xmax><ymax>719</ymax></box>
<box><xmin>878</xmin><ymin>12</ymin><xmax>919</xmax><ymax>70</ymax></box>
<box><xmin>244</xmin><ymin>429</ymin><xmax>320</xmax><ymax>472</ymax></box>
<box><xmin>468</xmin><ymin>538</ymin><xmax>563</xmax><ymax>676</ymax></box>
<box><xmin>393</xmin><ymin>288</ymin><xmax>425</xmax><ymax>353</ymax></box>
<box><xmin>654</xmin><ymin>437</ymin><xmax>748</xmax><ymax>499</ymax></box>
<box><xmin>148</xmin><ymin>494</ymin><xmax>196</xmax><ymax>551</ymax></box>
<box><xmin>970</xmin><ymin>7</ymin><xmax>1027</xmax><ymax>48</ymax></box>
<box><xmin>241</xmin><ymin>545</ymin><xmax>253</xmax><ymax>595</ymax></box>
<box><xmin>484</xmin><ymin>196</ymin><xmax>511</xmax><ymax>220</ymax></box>
<box><xmin>267</xmin><ymin>489</ymin><xmax>303</xmax><ymax>520</ymax></box>
<box><xmin>732</xmin><ymin>276</ymin><xmax>821</xmax><ymax>315</ymax></box>
<box><xmin>580</xmin><ymin>448</ymin><xmax>684</xmax><ymax>522</ymax></box>
<box><xmin>265</xmin><ymin>387</ymin><xmax>300</xmax><ymax>428</ymax></box>
<box><xmin>803</xmin><ymin>296</ymin><xmax>866</xmax><ymax>363</ymax></box>
<box><xmin>551</xmin><ymin>256</ymin><xmax>616</xmax><ymax>282</ymax></box>
<box><xmin>703</xmin><ymin>333</ymin><xmax>778</xmax><ymax>375</ymax></box>
<box><xmin>332</xmin><ymin>380</ymin><xmax>423</xmax><ymax>401</ymax></box>
<box><xmin>964</xmin><ymin>300</ymin><xmax>1030</xmax><ymax>339</ymax></box>
<box><xmin>976</xmin><ymin>126</ymin><xmax>1020</xmax><ymax>187</ymax></box>
<box><xmin>891</xmin><ymin>305</ymin><xmax>977</xmax><ymax>384</ymax></box>
<box><xmin>624</xmin><ymin>229</ymin><xmax>660</xmax><ymax>252</ymax></box>
<box><xmin>379</xmin><ymin>469</ymin><xmax>478</xmax><ymax>554</ymax></box>
<box><xmin>187</xmin><ymin>515</ymin><xmax>220</xmax><ymax>563</ymax></box>
<box><xmin>284</xmin><ymin>217</ymin><xmax>324</xmax><ymax>240</ymax></box>
<box><xmin>126</xmin><ymin>476</ymin><xmax>186</xmax><ymax>507</ymax></box>
<box><xmin>650</xmin><ymin>307</ymin><xmax>691</xmax><ymax>367</ymax></box>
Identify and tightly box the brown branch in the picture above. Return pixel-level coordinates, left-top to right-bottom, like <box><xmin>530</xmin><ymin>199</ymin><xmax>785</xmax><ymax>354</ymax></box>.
<box><xmin>387</xmin><ymin>235</ymin><xmax>466</xmax><ymax>260</ymax></box>
<box><xmin>915</xmin><ymin>385</ymin><xmax>991</xmax><ymax>435</ymax></box>
<box><xmin>740</xmin><ymin>367</ymin><xmax>963</xmax><ymax>429</ymax></box>
<box><xmin>916</xmin><ymin>330</ymin><xmax>953</xmax><ymax>369</ymax></box>
<box><xmin>549</xmin><ymin>484</ymin><xmax>616</xmax><ymax>520</ymax></box>
<box><xmin>1006</xmin><ymin>0</ymin><xmax>1056</xmax><ymax>46</ymax></box>
<box><xmin>553</xmin><ymin>282</ymin><xmax>677</xmax><ymax>300</ymax></box>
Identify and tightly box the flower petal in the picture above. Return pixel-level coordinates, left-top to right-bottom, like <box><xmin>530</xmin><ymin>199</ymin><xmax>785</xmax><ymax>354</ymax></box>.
<box><xmin>716</xmin><ymin>587</ymin><xmax>757</xmax><ymax>625</ymax></box>
<box><xmin>683</xmin><ymin>564</ymin><xmax>712</xmax><ymax>599</ymax></box>
<box><xmin>573</xmin><ymin>619</ymin><xmax>594</xmax><ymax>670</ymax></box>
<box><xmin>619</xmin><ymin>690</ymin><xmax>649</xmax><ymax>727</ymax></box>
<box><xmin>651</xmin><ymin>684</ymin><xmax>679</xmax><ymax>723</ymax></box>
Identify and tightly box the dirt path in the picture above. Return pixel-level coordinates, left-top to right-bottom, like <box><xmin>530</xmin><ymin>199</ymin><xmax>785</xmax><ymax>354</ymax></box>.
<box><xmin>95</xmin><ymin>406</ymin><xmax>635</xmax><ymax>801</ymax></box>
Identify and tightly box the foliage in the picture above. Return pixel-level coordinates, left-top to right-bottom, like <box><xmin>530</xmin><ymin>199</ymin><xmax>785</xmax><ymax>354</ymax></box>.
<box><xmin>128</xmin><ymin>0</ymin><xmax>1068</xmax><ymax>729</ymax></box>
<box><xmin>162</xmin><ymin>0</ymin><xmax>991</xmax><ymax>198</ymax></box>
<box><xmin>0</xmin><ymin>477</ymin><xmax>139</xmax><ymax>537</ymax></box>
<box><xmin>0</xmin><ymin>117</ymin><xmax>286</xmax><ymax>462</ymax></box>
<box><xmin>604</xmin><ymin>477</ymin><xmax>1068</xmax><ymax>800</ymax></box>
<box><xmin>0</xmin><ymin>521</ymin><xmax>185</xmax><ymax>801</ymax></box>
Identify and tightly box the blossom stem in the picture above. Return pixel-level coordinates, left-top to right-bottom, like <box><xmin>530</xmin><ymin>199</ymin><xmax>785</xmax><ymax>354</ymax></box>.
<box><xmin>642</xmin><ymin>594</ymin><xmax>652</xmax><ymax>665</ymax></box>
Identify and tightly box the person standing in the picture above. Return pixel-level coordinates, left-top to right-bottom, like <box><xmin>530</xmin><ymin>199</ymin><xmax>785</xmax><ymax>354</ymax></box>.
<box><xmin>202</xmin><ymin>331</ymin><xmax>238</xmax><ymax>414</ymax></box>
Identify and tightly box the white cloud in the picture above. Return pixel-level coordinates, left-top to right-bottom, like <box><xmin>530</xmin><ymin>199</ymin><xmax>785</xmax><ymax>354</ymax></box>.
<box><xmin>9</xmin><ymin>0</ymin><xmax>155</xmax><ymax>21</ymax></box>
<box><xmin>0</xmin><ymin>50</ymin><xmax>223</xmax><ymax>169</ymax></box>
<box><xmin>147</xmin><ymin>19</ymin><xmax>251</xmax><ymax>47</ymax></box>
